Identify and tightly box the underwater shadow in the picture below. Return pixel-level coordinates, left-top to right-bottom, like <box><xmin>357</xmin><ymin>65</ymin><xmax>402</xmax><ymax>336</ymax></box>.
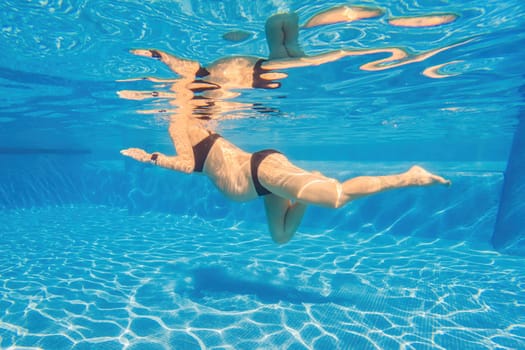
<box><xmin>189</xmin><ymin>266</ymin><xmax>354</xmax><ymax>305</ymax></box>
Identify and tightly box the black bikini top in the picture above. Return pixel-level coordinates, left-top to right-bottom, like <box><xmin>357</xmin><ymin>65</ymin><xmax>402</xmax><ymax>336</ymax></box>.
<box><xmin>196</xmin><ymin>65</ymin><xmax>210</xmax><ymax>78</ymax></box>
<box><xmin>192</xmin><ymin>132</ymin><xmax>221</xmax><ymax>172</ymax></box>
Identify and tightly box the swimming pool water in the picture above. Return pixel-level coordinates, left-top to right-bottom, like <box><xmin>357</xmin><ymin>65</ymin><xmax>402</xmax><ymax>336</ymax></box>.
<box><xmin>1</xmin><ymin>0</ymin><xmax>525</xmax><ymax>349</ymax></box>
<box><xmin>0</xmin><ymin>153</ymin><xmax>521</xmax><ymax>349</ymax></box>
<box><xmin>1</xmin><ymin>205</ymin><xmax>524</xmax><ymax>349</ymax></box>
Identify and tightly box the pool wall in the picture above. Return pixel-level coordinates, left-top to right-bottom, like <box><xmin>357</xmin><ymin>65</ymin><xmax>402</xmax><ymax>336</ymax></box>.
<box><xmin>0</xmin><ymin>152</ymin><xmax>510</xmax><ymax>254</ymax></box>
<box><xmin>493</xmin><ymin>114</ymin><xmax>525</xmax><ymax>255</ymax></box>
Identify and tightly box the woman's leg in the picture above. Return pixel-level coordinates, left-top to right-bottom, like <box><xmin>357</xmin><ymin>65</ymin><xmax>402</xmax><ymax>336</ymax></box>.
<box><xmin>281</xmin><ymin>13</ymin><xmax>305</xmax><ymax>57</ymax></box>
<box><xmin>265</xmin><ymin>13</ymin><xmax>304</xmax><ymax>59</ymax></box>
<box><xmin>337</xmin><ymin>166</ymin><xmax>450</xmax><ymax>205</ymax></box>
<box><xmin>265</xmin><ymin>14</ymin><xmax>288</xmax><ymax>60</ymax></box>
<box><xmin>257</xmin><ymin>155</ymin><xmax>350</xmax><ymax>208</ymax></box>
<box><xmin>263</xmin><ymin>194</ymin><xmax>308</xmax><ymax>244</ymax></box>
<box><xmin>303</xmin><ymin>5</ymin><xmax>384</xmax><ymax>28</ymax></box>
<box><xmin>259</xmin><ymin>155</ymin><xmax>450</xmax><ymax>208</ymax></box>
<box><xmin>260</xmin><ymin>165</ymin><xmax>449</xmax><ymax>244</ymax></box>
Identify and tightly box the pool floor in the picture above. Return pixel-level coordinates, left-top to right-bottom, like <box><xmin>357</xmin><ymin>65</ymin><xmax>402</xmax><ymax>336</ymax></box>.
<box><xmin>0</xmin><ymin>205</ymin><xmax>524</xmax><ymax>349</ymax></box>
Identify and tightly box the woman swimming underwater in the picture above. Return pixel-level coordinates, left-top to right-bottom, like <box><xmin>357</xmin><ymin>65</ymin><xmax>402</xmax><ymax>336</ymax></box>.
<box><xmin>121</xmin><ymin>115</ymin><xmax>450</xmax><ymax>244</ymax></box>
<box><xmin>120</xmin><ymin>8</ymin><xmax>456</xmax><ymax>243</ymax></box>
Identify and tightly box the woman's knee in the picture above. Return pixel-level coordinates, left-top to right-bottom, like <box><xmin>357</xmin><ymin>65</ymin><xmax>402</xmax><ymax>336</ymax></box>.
<box><xmin>271</xmin><ymin>231</ymin><xmax>293</xmax><ymax>244</ymax></box>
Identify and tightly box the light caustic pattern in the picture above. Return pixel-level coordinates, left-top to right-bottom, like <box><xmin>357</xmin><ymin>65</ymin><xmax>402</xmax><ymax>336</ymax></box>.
<box><xmin>0</xmin><ymin>206</ymin><xmax>524</xmax><ymax>349</ymax></box>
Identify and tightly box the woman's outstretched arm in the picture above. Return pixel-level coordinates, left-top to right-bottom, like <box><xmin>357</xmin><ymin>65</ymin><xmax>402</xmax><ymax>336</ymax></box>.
<box><xmin>130</xmin><ymin>49</ymin><xmax>202</xmax><ymax>78</ymax></box>
<box><xmin>120</xmin><ymin>148</ymin><xmax>194</xmax><ymax>173</ymax></box>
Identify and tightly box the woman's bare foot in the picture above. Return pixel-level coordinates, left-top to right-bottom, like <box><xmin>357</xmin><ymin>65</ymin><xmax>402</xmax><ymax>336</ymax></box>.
<box><xmin>406</xmin><ymin>166</ymin><xmax>451</xmax><ymax>186</ymax></box>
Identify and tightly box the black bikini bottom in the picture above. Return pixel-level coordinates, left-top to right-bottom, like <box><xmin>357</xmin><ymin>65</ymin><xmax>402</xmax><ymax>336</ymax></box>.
<box><xmin>251</xmin><ymin>149</ymin><xmax>281</xmax><ymax>196</ymax></box>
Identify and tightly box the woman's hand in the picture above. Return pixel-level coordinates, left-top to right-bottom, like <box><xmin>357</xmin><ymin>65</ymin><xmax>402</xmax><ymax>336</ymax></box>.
<box><xmin>120</xmin><ymin>148</ymin><xmax>153</xmax><ymax>163</ymax></box>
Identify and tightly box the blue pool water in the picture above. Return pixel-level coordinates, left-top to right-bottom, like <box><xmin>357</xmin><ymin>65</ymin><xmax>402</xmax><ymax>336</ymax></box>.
<box><xmin>1</xmin><ymin>1</ymin><xmax>524</xmax><ymax>349</ymax></box>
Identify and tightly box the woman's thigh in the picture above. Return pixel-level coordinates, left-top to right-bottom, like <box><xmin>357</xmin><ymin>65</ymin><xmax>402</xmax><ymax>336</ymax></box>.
<box><xmin>258</xmin><ymin>154</ymin><xmax>342</xmax><ymax>208</ymax></box>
